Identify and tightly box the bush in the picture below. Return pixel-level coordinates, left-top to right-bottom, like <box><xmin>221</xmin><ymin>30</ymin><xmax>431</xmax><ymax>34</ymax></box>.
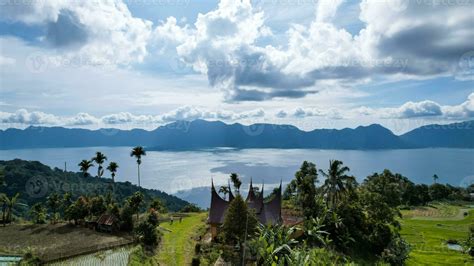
<box><xmin>380</xmin><ymin>236</ymin><xmax>410</xmax><ymax>265</ymax></box>
<box><xmin>135</xmin><ymin>220</ymin><xmax>161</xmax><ymax>247</ymax></box>
<box><xmin>146</xmin><ymin>210</ymin><xmax>159</xmax><ymax>227</ymax></box>
<box><xmin>120</xmin><ymin>204</ymin><xmax>134</xmax><ymax>231</ymax></box>
<box><xmin>180</xmin><ymin>204</ymin><xmax>201</xmax><ymax>213</ymax></box>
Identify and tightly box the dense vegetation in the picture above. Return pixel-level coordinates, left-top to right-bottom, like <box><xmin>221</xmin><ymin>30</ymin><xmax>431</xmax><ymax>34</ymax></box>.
<box><xmin>196</xmin><ymin>161</ymin><xmax>474</xmax><ymax>265</ymax></box>
<box><xmin>0</xmin><ymin>158</ymin><xmax>189</xmax><ymax>221</ymax></box>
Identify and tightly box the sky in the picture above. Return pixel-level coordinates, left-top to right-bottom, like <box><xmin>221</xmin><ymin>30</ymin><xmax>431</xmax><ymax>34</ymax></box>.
<box><xmin>0</xmin><ymin>0</ymin><xmax>473</xmax><ymax>134</ymax></box>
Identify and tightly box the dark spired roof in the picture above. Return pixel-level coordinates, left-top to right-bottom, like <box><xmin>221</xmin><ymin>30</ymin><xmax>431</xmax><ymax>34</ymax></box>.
<box><xmin>208</xmin><ymin>179</ymin><xmax>282</xmax><ymax>226</ymax></box>
<box><xmin>208</xmin><ymin>180</ymin><xmax>229</xmax><ymax>224</ymax></box>
<box><xmin>262</xmin><ymin>182</ymin><xmax>282</xmax><ymax>225</ymax></box>
<box><xmin>246</xmin><ymin>179</ymin><xmax>263</xmax><ymax>213</ymax></box>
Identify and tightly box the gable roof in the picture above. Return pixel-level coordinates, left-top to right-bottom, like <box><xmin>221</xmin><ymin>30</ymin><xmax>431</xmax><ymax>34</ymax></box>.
<box><xmin>97</xmin><ymin>214</ymin><xmax>118</xmax><ymax>226</ymax></box>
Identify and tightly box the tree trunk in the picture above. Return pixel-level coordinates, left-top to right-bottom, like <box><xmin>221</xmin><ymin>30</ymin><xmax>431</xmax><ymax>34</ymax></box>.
<box><xmin>137</xmin><ymin>164</ymin><xmax>141</xmax><ymax>188</ymax></box>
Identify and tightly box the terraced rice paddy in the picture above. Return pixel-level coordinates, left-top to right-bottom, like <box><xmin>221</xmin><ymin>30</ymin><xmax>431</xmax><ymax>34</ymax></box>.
<box><xmin>48</xmin><ymin>247</ymin><xmax>133</xmax><ymax>266</ymax></box>
<box><xmin>400</xmin><ymin>204</ymin><xmax>473</xmax><ymax>265</ymax></box>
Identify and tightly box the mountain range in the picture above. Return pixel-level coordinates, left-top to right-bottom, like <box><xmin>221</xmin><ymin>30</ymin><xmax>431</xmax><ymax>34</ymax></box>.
<box><xmin>1</xmin><ymin>119</ymin><xmax>473</xmax><ymax>150</ymax></box>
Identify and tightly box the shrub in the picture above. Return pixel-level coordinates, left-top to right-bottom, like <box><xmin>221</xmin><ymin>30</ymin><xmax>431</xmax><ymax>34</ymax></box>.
<box><xmin>380</xmin><ymin>236</ymin><xmax>411</xmax><ymax>265</ymax></box>
<box><xmin>180</xmin><ymin>204</ymin><xmax>201</xmax><ymax>213</ymax></box>
<box><xmin>135</xmin><ymin>220</ymin><xmax>161</xmax><ymax>247</ymax></box>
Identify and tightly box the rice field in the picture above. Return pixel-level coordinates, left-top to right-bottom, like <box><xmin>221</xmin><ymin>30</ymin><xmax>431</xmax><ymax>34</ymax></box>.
<box><xmin>400</xmin><ymin>205</ymin><xmax>474</xmax><ymax>265</ymax></box>
<box><xmin>48</xmin><ymin>247</ymin><xmax>133</xmax><ymax>266</ymax></box>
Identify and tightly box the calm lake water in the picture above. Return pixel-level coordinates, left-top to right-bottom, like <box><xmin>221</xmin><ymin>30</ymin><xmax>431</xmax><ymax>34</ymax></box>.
<box><xmin>1</xmin><ymin>147</ymin><xmax>473</xmax><ymax>196</ymax></box>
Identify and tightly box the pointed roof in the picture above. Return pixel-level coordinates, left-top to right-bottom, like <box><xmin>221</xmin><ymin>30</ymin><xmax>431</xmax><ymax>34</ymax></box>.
<box><xmin>262</xmin><ymin>182</ymin><xmax>282</xmax><ymax>225</ymax></box>
<box><xmin>208</xmin><ymin>178</ymin><xmax>282</xmax><ymax>226</ymax></box>
<box><xmin>208</xmin><ymin>179</ymin><xmax>229</xmax><ymax>224</ymax></box>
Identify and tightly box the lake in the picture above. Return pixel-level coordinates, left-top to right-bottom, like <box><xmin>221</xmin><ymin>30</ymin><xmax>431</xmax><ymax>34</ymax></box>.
<box><xmin>1</xmin><ymin>147</ymin><xmax>473</xmax><ymax>195</ymax></box>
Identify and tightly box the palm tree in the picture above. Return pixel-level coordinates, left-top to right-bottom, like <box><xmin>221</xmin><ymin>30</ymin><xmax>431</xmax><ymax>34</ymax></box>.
<box><xmin>107</xmin><ymin>162</ymin><xmax>119</xmax><ymax>183</ymax></box>
<box><xmin>433</xmin><ymin>174</ymin><xmax>439</xmax><ymax>184</ymax></box>
<box><xmin>230</xmin><ymin>173</ymin><xmax>242</xmax><ymax>193</ymax></box>
<box><xmin>78</xmin><ymin>160</ymin><xmax>94</xmax><ymax>177</ymax></box>
<box><xmin>319</xmin><ymin>160</ymin><xmax>352</xmax><ymax>208</ymax></box>
<box><xmin>1</xmin><ymin>193</ymin><xmax>20</xmax><ymax>225</ymax></box>
<box><xmin>130</xmin><ymin>146</ymin><xmax>146</xmax><ymax>188</ymax></box>
<box><xmin>92</xmin><ymin>152</ymin><xmax>107</xmax><ymax>178</ymax></box>
<box><xmin>219</xmin><ymin>186</ymin><xmax>230</xmax><ymax>200</ymax></box>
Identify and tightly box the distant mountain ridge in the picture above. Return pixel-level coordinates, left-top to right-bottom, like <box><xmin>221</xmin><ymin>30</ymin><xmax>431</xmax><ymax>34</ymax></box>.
<box><xmin>1</xmin><ymin>119</ymin><xmax>473</xmax><ymax>150</ymax></box>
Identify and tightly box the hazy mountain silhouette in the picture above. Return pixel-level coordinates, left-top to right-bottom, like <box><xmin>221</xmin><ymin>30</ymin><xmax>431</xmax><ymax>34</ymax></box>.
<box><xmin>1</xmin><ymin>119</ymin><xmax>472</xmax><ymax>150</ymax></box>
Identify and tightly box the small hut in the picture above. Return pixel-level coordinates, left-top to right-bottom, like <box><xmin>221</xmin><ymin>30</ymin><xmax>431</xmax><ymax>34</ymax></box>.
<box><xmin>96</xmin><ymin>214</ymin><xmax>119</xmax><ymax>233</ymax></box>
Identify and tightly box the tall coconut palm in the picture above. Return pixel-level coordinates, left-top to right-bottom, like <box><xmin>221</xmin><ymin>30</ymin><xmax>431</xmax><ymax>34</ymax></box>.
<box><xmin>1</xmin><ymin>193</ymin><xmax>20</xmax><ymax>225</ymax></box>
<box><xmin>219</xmin><ymin>186</ymin><xmax>230</xmax><ymax>200</ymax></box>
<box><xmin>92</xmin><ymin>152</ymin><xmax>107</xmax><ymax>178</ymax></box>
<box><xmin>319</xmin><ymin>160</ymin><xmax>352</xmax><ymax>208</ymax></box>
<box><xmin>130</xmin><ymin>146</ymin><xmax>146</xmax><ymax>188</ymax></box>
<box><xmin>78</xmin><ymin>160</ymin><xmax>94</xmax><ymax>177</ymax></box>
<box><xmin>433</xmin><ymin>174</ymin><xmax>439</xmax><ymax>184</ymax></box>
<box><xmin>107</xmin><ymin>162</ymin><xmax>119</xmax><ymax>183</ymax></box>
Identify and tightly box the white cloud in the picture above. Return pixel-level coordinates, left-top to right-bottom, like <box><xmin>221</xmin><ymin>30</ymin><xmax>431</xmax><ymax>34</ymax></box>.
<box><xmin>0</xmin><ymin>109</ymin><xmax>60</xmax><ymax>125</ymax></box>
<box><xmin>153</xmin><ymin>0</ymin><xmax>473</xmax><ymax>101</ymax></box>
<box><xmin>390</xmin><ymin>100</ymin><xmax>443</xmax><ymax>118</ymax></box>
<box><xmin>0</xmin><ymin>55</ymin><xmax>16</xmax><ymax>66</ymax></box>
<box><xmin>443</xmin><ymin>92</ymin><xmax>474</xmax><ymax>118</ymax></box>
<box><xmin>316</xmin><ymin>0</ymin><xmax>344</xmax><ymax>23</ymax></box>
<box><xmin>0</xmin><ymin>0</ymin><xmax>152</xmax><ymax>65</ymax></box>
<box><xmin>66</xmin><ymin>112</ymin><xmax>100</xmax><ymax>126</ymax></box>
<box><xmin>358</xmin><ymin>92</ymin><xmax>474</xmax><ymax>119</ymax></box>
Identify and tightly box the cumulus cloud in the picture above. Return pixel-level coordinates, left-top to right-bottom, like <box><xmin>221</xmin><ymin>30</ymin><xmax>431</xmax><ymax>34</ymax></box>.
<box><xmin>391</xmin><ymin>100</ymin><xmax>443</xmax><ymax>118</ymax></box>
<box><xmin>0</xmin><ymin>109</ymin><xmax>60</xmax><ymax>125</ymax></box>
<box><xmin>0</xmin><ymin>106</ymin><xmax>268</xmax><ymax>127</ymax></box>
<box><xmin>0</xmin><ymin>0</ymin><xmax>152</xmax><ymax>65</ymax></box>
<box><xmin>442</xmin><ymin>92</ymin><xmax>474</xmax><ymax>118</ymax></box>
<box><xmin>358</xmin><ymin>92</ymin><xmax>474</xmax><ymax>119</ymax></box>
<box><xmin>154</xmin><ymin>0</ymin><xmax>473</xmax><ymax>101</ymax></box>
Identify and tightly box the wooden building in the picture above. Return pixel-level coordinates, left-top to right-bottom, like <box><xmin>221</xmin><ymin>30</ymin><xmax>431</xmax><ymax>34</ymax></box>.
<box><xmin>208</xmin><ymin>179</ymin><xmax>282</xmax><ymax>239</ymax></box>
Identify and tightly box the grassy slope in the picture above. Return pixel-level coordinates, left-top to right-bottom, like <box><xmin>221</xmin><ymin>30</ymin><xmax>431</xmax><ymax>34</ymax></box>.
<box><xmin>156</xmin><ymin>213</ymin><xmax>207</xmax><ymax>266</ymax></box>
<box><xmin>400</xmin><ymin>205</ymin><xmax>473</xmax><ymax>265</ymax></box>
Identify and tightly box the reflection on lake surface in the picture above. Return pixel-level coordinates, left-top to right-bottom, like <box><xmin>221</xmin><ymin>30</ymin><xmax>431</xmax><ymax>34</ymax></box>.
<box><xmin>1</xmin><ymin>147</ymin><xmax>473</xmax><ymax>196</ymax></box>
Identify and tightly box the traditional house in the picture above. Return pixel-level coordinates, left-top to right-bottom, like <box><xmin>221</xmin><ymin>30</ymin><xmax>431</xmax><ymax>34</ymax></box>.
<box><xmin>208</xmin><ymin>179</ymin><xmax>282</xmax><ymax>239</ymax></box>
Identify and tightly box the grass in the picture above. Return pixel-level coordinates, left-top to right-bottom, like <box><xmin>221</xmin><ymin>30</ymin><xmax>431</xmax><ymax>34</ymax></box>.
<box><xmin>400</xmin><ymin>204</ymin><xmax>473</xmax><ymax>265</ymax></box>
<box><xmin>155</xmin><ymin>212</ymin><xmax>207</xmax><ymax>266</ymax></box>
<box><xmin>0</xmin><ymin>223</ymin><xmax>133</xmax><ymax>262</ymax></box>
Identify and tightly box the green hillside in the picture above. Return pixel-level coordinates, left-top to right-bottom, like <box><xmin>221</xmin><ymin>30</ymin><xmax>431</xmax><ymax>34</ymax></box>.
<box><xmin>0</xmin><ymin>159</ymin><xmax>189</xmax><ymax>216</ymax></box>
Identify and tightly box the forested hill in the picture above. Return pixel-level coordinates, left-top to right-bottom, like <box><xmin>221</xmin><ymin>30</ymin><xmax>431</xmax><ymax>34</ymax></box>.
<box><xmin>1</xmin><ymin>119</ymin><xmax>473</xmax><ymax>150</ymax></box>
<box><xmin>0</xmin><ymin>159</ymin><xmax>189</xmax><ymax>212</ymax></box>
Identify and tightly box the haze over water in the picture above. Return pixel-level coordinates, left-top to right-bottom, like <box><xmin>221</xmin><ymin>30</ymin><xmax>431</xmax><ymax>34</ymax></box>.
<box><xmin>1</xmin><ymin>147</ymin><xmax>473</xmax><ymax>195</ymax></box>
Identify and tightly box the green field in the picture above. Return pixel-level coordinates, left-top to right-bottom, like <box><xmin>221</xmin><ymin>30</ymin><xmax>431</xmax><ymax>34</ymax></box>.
<box><xmin>401</xmin><ymin>205</ymin><xmax>473</xmax><ymax>265</ymax></box>
<box><xmin>156</xmin><ymin>213</ymin><xmax>207</xmax><ymax>266</ymax></box>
